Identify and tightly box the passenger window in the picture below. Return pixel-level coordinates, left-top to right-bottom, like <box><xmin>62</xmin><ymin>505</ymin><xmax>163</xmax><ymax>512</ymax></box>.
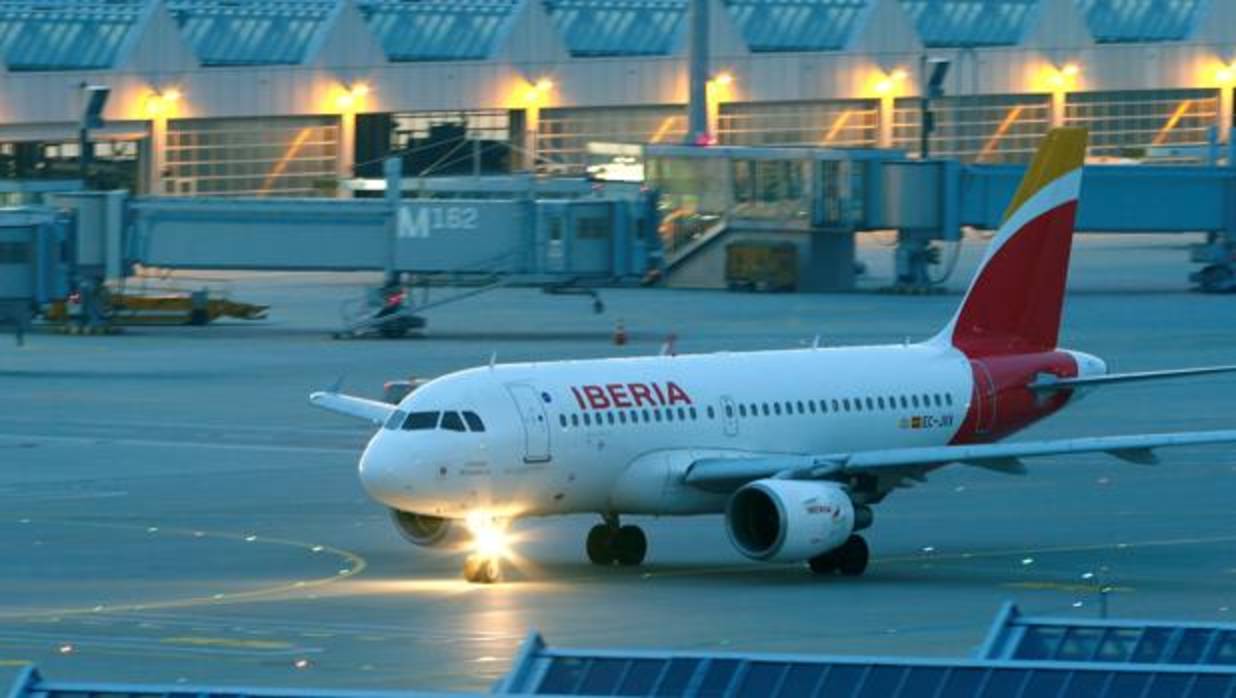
<box><xmin>773</xmin><ymin>403</ymin><xmax>782</xmax><ymax>416</ymax></box>
<box><xmin>643</xmin><ymin>409</ymin><xmax>651</xmax><ymax>422</ymax></box>
<box><xmin>842</xmin><ymin>399</ymin><xmax>850</xmax><ymax>411</ymax></box>
<box><xmin>666</xmin><ymin>409</ymin><xmax>675</xmax><ymax>422</ymax></box>
<box><xmin>855</xmin><ymin>399</ymin><xmax>863</xmax><ymax>412</ymax></box>
<box><xmin>402</xmin><ymin>411</ymin><xmax>439</xmax><ymax>431</ymax></box>
<box><xmin>795</xmin><ymin>401</ymin><xmax>803</xmax><ymax>414</ymax></box>
<box><xmin>607</xmin><ymin>412</ymin><xmax>615</xmax><ymax>425</ymax></box>
<box><xmin>762</xmin><ymin>403</ymin><xmax>770</xmax><ymax>416</ymax></box>
<box><xmin>808</xmin><ymin>401</ymin><xmax>816</xmax><ymax>414</ymax></box>
<box><xmin>619</xmin><ymin>411</ymin><xmax>627</xmax><ymax>424</ymax></box>
<box><xmin>784</xmin><ymin>401</ymin><xmax>793</xmax><ymax>414</ymax></box>
<box><xmin>865</xmin><ymin>397</ymin><xmax>874</xmax><ymax>411</ymax></box>
<box><xmin>900</xmin><ymin>396</ymin><xmax>908</xmax><ymax>409</ymax></box>
<box><xmin>584</xmin><ymin>413</ymin><xmax>592</xmax><ymax>426</ymax></box>
<box><xmin>749</xmin><ymin>403</ymin><xmax>758</xmax><ymax>415</ymax></box>
<box><xmin>921</xmin><ymin>394</ymin><xmax>930</xmax><ymax>406</ymax></box>
<box><xmin>911</xmin><ymin>395</ymin><xmax>920</xmax><ymax>408</ymax></box>
<box><xmin>559</xmin><ymin>414</ymin><xmax>567</xmax><ymax>428</ymax></box>
<box><xmin>945</xmin><ymin>394</ymin><xmax>953</xmax><ymax>406</ymax></box>
<box><xmin>689</xmin><ymin>407</ymin><xmax>697</xmax><ymax>420</ymax></box>
<box><xmin>462</xmin><ymin>411</ymin><xmax>485</xmax><ymax>432</ymax></box>
<box><xmin>739</xmin><ymin>404</ymin><xmax>747</xmax><ymax>417</ymax></box>
<box><xmin>385</xmin><ymin>410</ymin><xmax>408</xmax><ymax>430</ymax></box>
<box><xmin>934</xmin><ymin>394</ymin><xmax>943</xmax><ymax>407</ymax></box>
<box><xmin>654</xmin><ymin>410</ymin><xmax>662</xmax><ymax>422</ymax></box>
<box><xmin>877</xmin><ymin>397</ymin><xmax>886</xmax><ymax>410</ymax></box>
<box><xmin>630</xmin><ymin>410</ymin><xmax>639</xmax><ymax>423</ymax></box>
<box><xmin>571</xmin><ymin>414</ymin><xmax>579</xmax><ymax>427</ymax></box>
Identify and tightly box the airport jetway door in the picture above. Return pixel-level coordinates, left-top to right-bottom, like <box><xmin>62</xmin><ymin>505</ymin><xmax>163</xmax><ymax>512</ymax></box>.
<box><xmin>506</xmin><ymin>384</ymin><xmax>551</xmax><ymax>463</ymax></box>
<box><xmin>567</xmin><ymin>203</ymin><xmax>613</xmax><ymax>275</ymax></box>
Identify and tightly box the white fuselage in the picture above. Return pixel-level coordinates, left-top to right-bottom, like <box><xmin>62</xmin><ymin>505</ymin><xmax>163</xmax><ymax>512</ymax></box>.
<box><xmin>358</xmin><ymin>342</ymin><xmax>986</xmax><ymax>520</ymax></box>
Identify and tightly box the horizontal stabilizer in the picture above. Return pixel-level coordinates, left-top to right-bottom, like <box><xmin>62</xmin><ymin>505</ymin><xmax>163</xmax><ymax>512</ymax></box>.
<box><xmin>1030</xmin><ymin>365</ymin><xmax>1236</xmax><ymax>392</ymax></box>
<box><xmin>309</xmin><ymin>391</ymin><xmax>396</xmax><ymax>426</ymax></box>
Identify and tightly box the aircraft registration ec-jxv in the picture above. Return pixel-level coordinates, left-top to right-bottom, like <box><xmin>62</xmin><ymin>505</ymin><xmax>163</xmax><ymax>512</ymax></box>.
<box><xmin>312</xmin><ymin>128</ymin><xmax>1236</xmax><ymax>584</ymax></box>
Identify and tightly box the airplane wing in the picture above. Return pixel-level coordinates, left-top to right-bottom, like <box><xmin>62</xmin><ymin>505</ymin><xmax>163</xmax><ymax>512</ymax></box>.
<box><xmin>309</xmin><ymin>391</ymin><xmax>397</xmax><ymax>426</ymax></box>
<box><xmin>683</xmin><ymin>429</ymin><xmax>1236</xmax><ymax>493</ymax></box>
<box><xmin>1030</xmin><ymin>365</ymin><xmax>1236</xmax><ymax>392</ymax></box>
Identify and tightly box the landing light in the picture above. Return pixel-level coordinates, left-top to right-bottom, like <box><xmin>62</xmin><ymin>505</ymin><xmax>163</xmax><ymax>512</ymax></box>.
<box><xmin>465</xmin><ymin>512</ymin><xmax>512</xmax><ymax>560</ymax></box>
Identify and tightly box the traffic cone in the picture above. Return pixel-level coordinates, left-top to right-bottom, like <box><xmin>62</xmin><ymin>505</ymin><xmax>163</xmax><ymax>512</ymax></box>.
<box><xmin>613</xmin><ymin>319</ymin><xmax>628</xmax><ymax>346</ymax></box>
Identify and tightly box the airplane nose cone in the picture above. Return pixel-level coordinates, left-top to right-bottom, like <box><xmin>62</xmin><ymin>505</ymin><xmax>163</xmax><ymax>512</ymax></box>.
<box><xmin>359</xmin><ymin>436</ymin><xmax>405</xmax><ymax>507</ymax></box>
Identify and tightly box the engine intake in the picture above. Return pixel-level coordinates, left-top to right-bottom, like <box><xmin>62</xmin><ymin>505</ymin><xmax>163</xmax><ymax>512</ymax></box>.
<box><xmin>390</xmin><ymin>509</ymin><xmax>459</xmax><ymax>548</ymax></box>
<box><xmin>726</xmin><ymin>479</ymin><xmax>857</xmax><ymax>562</ymax></box>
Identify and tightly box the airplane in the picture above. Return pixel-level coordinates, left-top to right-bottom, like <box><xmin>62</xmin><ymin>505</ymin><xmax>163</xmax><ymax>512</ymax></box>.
<box><xmin>312</xmin><ymin>128</ymin><xmax>1236</xmax><ymax>584</ymax></box>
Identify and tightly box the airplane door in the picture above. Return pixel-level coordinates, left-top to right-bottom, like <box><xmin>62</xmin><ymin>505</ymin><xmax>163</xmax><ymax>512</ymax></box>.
<box><xmin>720</xmin><ymin>396</ymin><xmax>739</xmax><ymax>436</ymax></box>
<box><xmin>971</xmin><ymin>360</ymin><xmax>997</xmax><ymax>435</ymax></box>
<box><xmin>506</xmin><ymin>384</ymin><xmax>551</xmax><ymax>463</ymax></box>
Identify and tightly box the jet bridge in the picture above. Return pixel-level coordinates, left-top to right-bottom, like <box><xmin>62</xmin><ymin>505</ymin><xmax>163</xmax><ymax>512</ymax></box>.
<box><xmin>628</xmin><ymin>138</ymin><xmax>1236</xmax><ymax>293</ymax></box>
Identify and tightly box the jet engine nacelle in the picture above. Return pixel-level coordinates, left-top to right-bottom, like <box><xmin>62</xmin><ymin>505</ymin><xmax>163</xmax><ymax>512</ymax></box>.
<box><xmin>390</xmin><ymin>509</ymin><xmax>462</xmax><ymax>548</ymax></box>
<box><xmin>725</xmin><ymin>479</ymin><xmax>856</xmax><ymax>562</ymax></box>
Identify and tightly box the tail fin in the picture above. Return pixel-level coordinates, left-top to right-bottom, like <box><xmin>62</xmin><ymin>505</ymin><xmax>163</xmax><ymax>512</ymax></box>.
<box><xmin>937</xmin><ymin>128</ymin><xmax>1088</xmax><ymax>357</ymax></box>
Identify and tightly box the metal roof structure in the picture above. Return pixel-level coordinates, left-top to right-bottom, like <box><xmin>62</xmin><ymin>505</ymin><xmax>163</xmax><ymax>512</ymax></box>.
<box><xmin>166</xmin><ymin>0</ymin><xmax>338</xmax><ymax>67</ymax></box>
<box><xmin>497</xmin><ymin>631</ymin><xmax>1236</xmax><ymax>696</ymax></box>
<box><xmin>356</xmin><ymin>0</ymin><xmax>522</xmax><ymax>62</ymax></box>
<box><xmin>0</xmin><ymin>0</ymin><xmax>1220</xmax><ymax>73</ymax></box>
<box><xmin>722</xmin><ymin>0</ymin><xmax>871</xmax><ymax>52</ymax></box>
<box><xmin>982</xmin><ymin>602</ymin><xmax>1236</xmax><ymax>667</ymax></box>
<box><xmin>542</xmin><ymin>0</ymin><xmax>687</xmax><ymax>57</ymax></box>
<box><xmin>1074</xmin><ymin>0</ymin><xmax>1206</xmax><ymax>43</ymax></box>
<box><xmin>898</xmin><ymin>0</ymin><xmax>1041</xmax><ymax>47</ymax></box>
<box><xmin>7</xmin><ymin>604</ymin><xmax>1236</xmax><ymax>697</ymax></box>
<box><xmin>0</xmin><ymin>0</ymin><xmax>146</xmax><ymax>71</ymax></box>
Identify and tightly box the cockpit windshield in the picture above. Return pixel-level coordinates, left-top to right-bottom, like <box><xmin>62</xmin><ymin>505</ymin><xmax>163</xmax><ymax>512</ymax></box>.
<box><xmin>402</xmin><ymin>411</ymin><xmax>440</xmax><ymax>431</ymax></box>
<box><xmin>385</xmin><ymin>409</ymin><xmax>485</xmax><ymax>433</ymax></box>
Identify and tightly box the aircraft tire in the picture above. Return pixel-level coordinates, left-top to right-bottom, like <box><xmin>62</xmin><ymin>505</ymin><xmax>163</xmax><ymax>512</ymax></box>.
<box><xmin>464</xmin><ymin>554</ymin><xmax>502</xmax><ymax>584</ymax></box>
<box><xmin>837</xmin><ymin>535</ymin><xmax>869</xmax><ymax>576</ymax></box>
<box><xmin>613</xmin><ymin>525</ymin><xmax>647</xmax><ymax>566</ymax></box>
<box><xmin>586</xmin><ymin>524</ymin><xmax>617</xmax><ymax>565</ymax></box>
<box><xmin>807</xmin><ymin>551</ymin><xmax>838</xmax><ymax>575</ymax></box>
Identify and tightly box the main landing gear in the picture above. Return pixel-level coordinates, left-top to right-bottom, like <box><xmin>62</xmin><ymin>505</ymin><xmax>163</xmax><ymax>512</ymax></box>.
<box><xmin>586</xmin><ymin>515</ymin><xmax>647</xmax><ymax>566</ymax></box>
<box><xmin>807</xmin><ymin>534</ymin><xmax>869</xmax><ymax>577</ymax></box>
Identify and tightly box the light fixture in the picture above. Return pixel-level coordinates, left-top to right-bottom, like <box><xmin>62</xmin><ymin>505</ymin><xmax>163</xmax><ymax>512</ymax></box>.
<box><xmin>712</xmin><ymin>71</ymin><xmax>734</xmax><ymax>87</ymax></box>
<box><xmin>1061</xmin><ymin>63</ymin><xmax>1080</xmax><ymax>77</ymax></box>
<box><xmin>534</xmin><ymin>78</ymin><xmax>554</xmax><ymax>92</ymax></box>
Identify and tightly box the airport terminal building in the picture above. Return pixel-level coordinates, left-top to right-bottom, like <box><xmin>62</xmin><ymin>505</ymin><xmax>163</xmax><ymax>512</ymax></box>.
<box><xmin>2</xmin><ymin>0</ymin><xmax>1236</xmax><ymax>199</ymax></box>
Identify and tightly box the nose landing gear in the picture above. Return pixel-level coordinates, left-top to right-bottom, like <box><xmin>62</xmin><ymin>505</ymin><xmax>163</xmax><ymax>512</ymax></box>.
<box><xmin>586</xmin><ymin>515</ymin><xmax>647</xmax><ymax>566</ymax></box>
<box><xmin>463</xmin><ymin>553</ymin><xmax>502</xmax><ymax>584</ymax></box>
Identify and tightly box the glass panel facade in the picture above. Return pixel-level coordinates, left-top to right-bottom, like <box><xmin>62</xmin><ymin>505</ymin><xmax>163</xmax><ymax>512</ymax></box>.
<box><xmin>538</xmin><ymin>105</ymin><xmax>685</xmax><ymax>172</ymax></box>
<box><xmin>543</xmin><ymin>0</ymin><xmax>687</xmax><ymax>57</ymax></box>
<box><xmin>357</xmin><ymin>0</ymin><xmax>521</xmax><ymax>61</ymax></box>
<box><xmin>0</xmin><ymin>0</ymin><xmax>145</xmax><ymax>71</ymax></box>
<box><xmin>722</xmin><ymin>0</ymin><xmax>869</xmax><ymax>52</ymax></box>
<box><xmin>893</xmin><ymin>93</ymin><xmax>1051</xmax><ymax>163</ymax></box>
<box><xmin>167</xmin><ymin>1</ymin><xmax>337</xmax><ymax>66</ymax></box>
<box><xmin>898</xmin><ymin>0</ymin><xmax>1039</xmax><ymax>47</ymax></box>
<box><xmin>164</xmin><ymin>116</ymin><xmax>339</xmax><ymax>197</ymax></box>
<box><xmin>719</xmin><ymin>100</ymin><xmax>879</xmax><ymax>147</ymax></box>
<box><xmin>1065</xmin><ymin>89</ymin><xmax>1220</xmax><ymax>160</ymax></box>
<box><xmin>1074</xmin><ymin>0</ymin><xmax>1205</xmax><ymax>43</ymax></box>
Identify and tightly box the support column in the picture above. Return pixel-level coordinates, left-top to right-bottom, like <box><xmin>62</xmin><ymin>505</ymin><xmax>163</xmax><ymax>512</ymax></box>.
<box><xmin>685</xmin><ymin>0</ymin><xmax>709</xmax><ymax>143</ymax></box>
<box><xmin>1220</xmin><ymin>86</ymin><xmax>1233</xmax><ymax>144</ymax></box>
<box><xmin>148</xmin><ymin>116</ymin><xmax>167</xmax><ymax>195</ymax></box>
<box><xmin>337</xmin><ymin>112</ymin><xmax>356</xmax><ymax>198</ymax></box>
<box><xmin>878</xmin><ymin>94</ymin><xmax>895</xmax><ymax>149</ymax></box>
<box><xmin>1050</xmin><ymin>90</ymin><xmax>1067</xmax><ymax>128</ymax></box>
